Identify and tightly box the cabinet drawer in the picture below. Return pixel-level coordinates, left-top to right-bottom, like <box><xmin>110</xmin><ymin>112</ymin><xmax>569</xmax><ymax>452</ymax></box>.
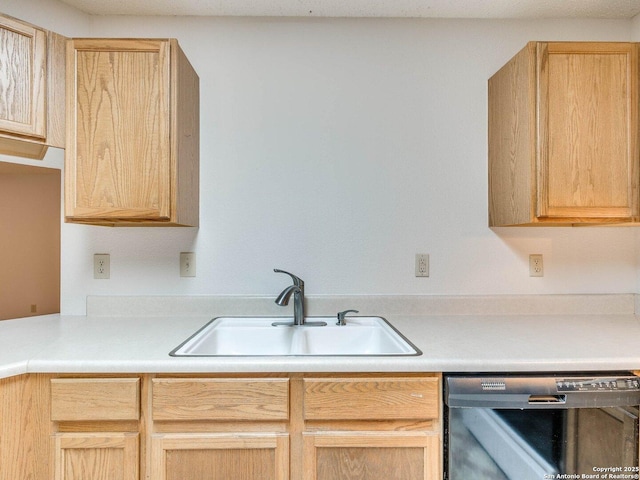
<box><xmin>50</xmin><ymin>378</ymin><xmax>140</xmax><ymax>421</ymax></box>
<box><xmin>152</xmin><ymin>378</ymin><xmax>289</xmax><ymax>421</ymax></box>
<box><xmin>303</xmin><ymin>376</ymin><xmax>439</xmax><ymax>421</ymax></box>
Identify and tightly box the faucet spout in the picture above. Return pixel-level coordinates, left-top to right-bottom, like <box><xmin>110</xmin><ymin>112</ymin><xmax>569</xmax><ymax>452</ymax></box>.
<box><xmin>275</xmin><ymin>284</ymin><xmax>300</xmax><ymax>306</ymax></box>
<box><xmin>273</xmin><ymin>269</ymin><xmax>305</xmax><ymax>325</ymax></box>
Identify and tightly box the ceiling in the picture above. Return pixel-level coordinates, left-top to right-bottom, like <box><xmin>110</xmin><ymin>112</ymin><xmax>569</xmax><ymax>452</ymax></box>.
<box><xmin>58</xmin><ymin>0</ymin><xmax>640</xmax><ymax>19</ymax></box>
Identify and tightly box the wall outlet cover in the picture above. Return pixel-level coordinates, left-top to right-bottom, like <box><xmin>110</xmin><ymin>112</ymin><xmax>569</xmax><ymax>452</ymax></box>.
<box><xmin>529</xmin><ymin>254</ymin><xmax>543</xmax><ymax>277</ymax></box>
<box><xmin>415</xmin><ymin>253</ymin><xmax>429</xmax><ymax>277</ymax></box>
<box><xmin>94</xmin><ymin>254</ymin><xmax>110</xmax><ymax>279</ymax></box>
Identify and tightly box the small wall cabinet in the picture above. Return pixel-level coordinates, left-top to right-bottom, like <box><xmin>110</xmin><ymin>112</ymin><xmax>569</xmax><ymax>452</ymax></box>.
<box><xmin>488</xmin><ymin>42</ymin><xmax>638</xmax><ymax>226</ymax></box>
<box><xmin>0</xmin><ymin>14</ymin><xmax>65</xmax><ymax>159</ymax></box>
<box><xmin>65</xmin><ymin>38</ymin><xmax>199</xmax><ymax>226</ymax></box>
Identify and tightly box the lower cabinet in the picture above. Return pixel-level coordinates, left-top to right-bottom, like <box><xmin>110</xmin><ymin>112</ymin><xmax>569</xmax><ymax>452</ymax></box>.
<box><xmin>303</xmin><ymin>432</ymin><xmax>440</xmax><ymax>480</ymax></box>
<box><xmin>52</xmin><ymin>433</ymin><xmax>139</xmax><ymax>480</ymax></box>
<box><xmin>150</xmin><ymin>376</ymin><xmax>291</xmax><ymax>480</ymax></box>
<box><xmin>151</xmin><ymin>433</ymin><xmax>289</xmax><ymax>480</ymax></box>
<box><xmin>39</xmin><ymin>373</ymin><xmax>441</xmax><ymax>480</ymax></box>
<box><xmin>49</xmin><ymin>377</ymin><xmax>141</xmax><ymax>480</ymax></box>
<box><xmin>301</xmin><ymin>375</ymin><xmax>441</xmax><ymax>480</ymax></box>
<box><xmin>0</xmin><ymin>374</ymin><xmax>49</xmax><ymax>480</ymax></box>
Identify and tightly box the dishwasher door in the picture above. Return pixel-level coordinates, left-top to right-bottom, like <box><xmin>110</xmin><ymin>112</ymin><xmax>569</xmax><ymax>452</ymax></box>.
<box><xmin>444</xmin><ymin>373</ymin><xmax>640</xmax><ymax>480</ymax></box>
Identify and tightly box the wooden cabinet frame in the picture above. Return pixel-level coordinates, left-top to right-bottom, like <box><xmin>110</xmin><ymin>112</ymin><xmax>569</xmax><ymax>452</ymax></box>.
<box><xmin>49</xmin><ymin>375</ymin><xmax>142</xmax><ymax>480</ymax></box>
<box><xmin>303</xmin><ymin>432</ymin><xmax>440</xmax><ymax>480</ymax></box>
<box><xmin>0</xmin><ymin>373</ymin><xmax>442</xmax><ymax>480</ymax></box>
<box><xmin>52</xmin><ymin>432</ymin><xmax>139</xmax><ymax>480</ymax></box>
<box><xmin>0</xmin><ymin>14</ymin><xmax>66</xmax><ymax>159</ymax></box>
<box><xmin>150</xmin><ymin>433</ymin><xmax>290</xmax><ymax>480</ymax></box>
<box><xmin>0</xmin><ymin>15</ymin><xmax>46</xmax><ymax>139</ymax></box>
<box><xmin>299</xmin><ymin>374</ymin><xmax>441</xmax><ymax>480</ymax></box>
<box><xmin>65</xmin><ymin>38</ymin><xmax>199</xmax><ymax>226</ymax></box>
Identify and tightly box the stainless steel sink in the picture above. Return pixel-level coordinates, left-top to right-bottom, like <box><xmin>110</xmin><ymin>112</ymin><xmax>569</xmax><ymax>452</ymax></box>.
<box><xmin>170</xmin><ymin>316</ymin><xmax>421</xmax><ymax>356</ymax></box>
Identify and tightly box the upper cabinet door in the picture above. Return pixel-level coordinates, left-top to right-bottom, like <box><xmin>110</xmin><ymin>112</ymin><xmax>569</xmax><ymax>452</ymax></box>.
<box><xmin>537</xmin><ymin>42</ymin><xmax>638</xmax><ymax>220</ymax></box>
<box><xmin>66</xmin><ymin>39</ymin><xmax>172</xmax><ymax>222</ymax></box>
<box><xmin>0</xmin><ymin>15</ymin><xmax>46</xmax><ymax>139</ymax></box>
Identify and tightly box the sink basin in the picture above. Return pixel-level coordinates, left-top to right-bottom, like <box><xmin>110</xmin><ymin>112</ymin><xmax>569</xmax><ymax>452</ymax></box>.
<box><xmin>173</xmin><ymin>319</ymin><xmax>295</xmax><ymax>356</ymax></box>
<box><xmin>170</xmin><ymin>316</ymin><xmax>421</xmax><ymax>356</ymax></box>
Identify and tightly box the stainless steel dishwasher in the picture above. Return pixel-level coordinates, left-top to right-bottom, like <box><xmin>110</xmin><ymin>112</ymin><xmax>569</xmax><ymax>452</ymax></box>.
<box><xmin>444</xmin><ymin>372</ymin><xmax>640</xmax><ymax>480</ymax></box>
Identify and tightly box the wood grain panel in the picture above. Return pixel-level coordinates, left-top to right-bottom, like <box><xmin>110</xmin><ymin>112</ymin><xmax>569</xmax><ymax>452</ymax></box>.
<box><xmin>51</xmin><ymin>378</ymin><xmax>140</xmax><ymax>421</ymax></box>
<box><xmin>0</xmin><ymin>15</ymin><xmax>46</xmax><ymax>139</ymax></box>
<box><xmin>68</xmin><ymin>40</ymin><xmax>170</xmax><ymax>218</ymax></box>
<box><xmin>152</xmin><ymin>378</ymin><xmax>289</xmax><ymax>421</ymax></box>
<box><xmin>538</xmin><ymin>42</ymin><xmax>638</xmax><ymax>219</ymax></box>
<box><xmin>151</xmin><ymin>433</ymin><xmax>289</xmax><ymax>480</ymax></box>
<box><xmin>0</xmin><ymin>135</ymin><xmax>48</xmax><ymax>159</ymax></box>
<box><xmin>489</xmin><ymin>41</ymin><xmax>640</xmax><ymax>225</ymax></box>
<box><xmin>65</xmin><ymin>38</ymin><xmax>199</xmax><ymax>226</ymax></box>
<box><xmin>0</xmin><ymin>374</ymin><xmax>49</xmax><ymax>480</ymax></box>
<box><xmin>488</xmin><ymin>42</ymin><xmax>536</xmax><ymax>226</ymax></box>
<box><xmin>52</xmin><ymin>433</ymin><xmax>138</xmax><ymax>480</ymax></box>
<box><xmin>317</xmin><ymin>447</ymin><xmax>423</xmax><ymax>479</ymax></box>
<box><xmin>171</xmin><ymin>40</ymin><xmax>200</xmax><ymax>227</ymax></box>
<box><xmin>303</xmin><ymin>432</ymin><xmax>440</xmax><ymax>480</ymax></box>
<box><xmin>46</xmin><ymin>30</ymin><xmax>66</xmax><ymax>148</ymax></box>
<box><xmin>303</xmin><ymin>377</ymin><xmax>439</xmax><ymax>421</ymax></box>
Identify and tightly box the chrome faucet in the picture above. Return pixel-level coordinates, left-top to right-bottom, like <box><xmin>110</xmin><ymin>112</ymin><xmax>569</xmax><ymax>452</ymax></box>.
<box><xmin>274</xmin><ymin>269</ymin><xmax>305</xmax><ymax>325</ymax></box>
<box><xmin>273</xmin><ymin>269</ymin><xmax>326</xmax><ymax>326</ymax></box>
<box><xmin>336</xmin><ymin>309</ymin><xmax>359</xmax><ymax>326</ymax></box>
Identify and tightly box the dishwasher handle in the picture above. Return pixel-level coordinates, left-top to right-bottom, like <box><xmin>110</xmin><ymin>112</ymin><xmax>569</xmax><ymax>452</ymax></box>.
<box><xmin>528</xmin><ymin>394</ymin><xmax>566</xmax><ymax>404</ymax></box>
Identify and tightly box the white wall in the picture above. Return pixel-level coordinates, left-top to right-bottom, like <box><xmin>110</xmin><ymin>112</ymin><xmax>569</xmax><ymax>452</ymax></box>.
<box><xmin>2</xmin><ymin>0</ymin><xmax>88</xmax><ymax>37</ymax></box>
<box><xmin>2</xmin><ymin>2</ymin><xmax>639</xmax><ymax>314</ymax></box>
<box><xmin>633</xmin><ymin>13</ymin><xmax>640</xmax><ymax>40</ymax></box>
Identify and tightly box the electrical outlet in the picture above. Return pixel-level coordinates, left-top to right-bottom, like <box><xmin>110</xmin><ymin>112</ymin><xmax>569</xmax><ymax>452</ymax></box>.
<box><xmin>180</xmin><ymin>252</ymin><xmax>196</xmax><ymax>277</ymax></box>
<box><xmin>415</xmin><ymin>253</ymin><xmax>429</xmax><ymax>277</ymax></box>
<box><xmin>529</xmin><ymin>254</ymin><xmax>543</xmax><ymax>277</ymax></box>
<box><xmin>94</xmin><ymin>254</ymin><xmax>110</xmax><ymax>279</ymax></box>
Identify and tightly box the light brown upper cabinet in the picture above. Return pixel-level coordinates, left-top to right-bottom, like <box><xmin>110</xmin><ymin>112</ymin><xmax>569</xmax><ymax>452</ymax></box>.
<box><xmin>65</xmin><ymin>38</ymin><xmax>199</xmax><ymax>226</ymax></box>
<box><xmin>489</xmin><ymin>42</ymin><xmax>638</xmax><ymax>226</ymax></box>
<box><xmin>0</xmin><ymin>14</ymin><xmax>65</xmax><ymax>159</ymax></box>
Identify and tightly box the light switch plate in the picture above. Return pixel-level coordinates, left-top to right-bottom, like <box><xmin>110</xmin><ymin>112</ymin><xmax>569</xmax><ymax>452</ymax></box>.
<box><xmin>180</xmin><ymin>252</ymin><xmax>196</xmax><ymax>277</ymax></box>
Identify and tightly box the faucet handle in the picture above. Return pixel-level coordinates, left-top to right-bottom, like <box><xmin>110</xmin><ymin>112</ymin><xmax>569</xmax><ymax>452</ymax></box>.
<box><xmin>274</xmin><ymin>269</ymin><xmax>304</xmax><ymax>287</ymax></box>
<box><xmin>336</xmin><ymin>309</ymin><xmax>359</xmax><ymax>326</ymax></box>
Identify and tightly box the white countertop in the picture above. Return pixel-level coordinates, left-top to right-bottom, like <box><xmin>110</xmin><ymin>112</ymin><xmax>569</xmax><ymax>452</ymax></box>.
<box><xmin>1</xmin><ymin>311</ymin><xmax>639</xmax><ymax>379</ymax></box>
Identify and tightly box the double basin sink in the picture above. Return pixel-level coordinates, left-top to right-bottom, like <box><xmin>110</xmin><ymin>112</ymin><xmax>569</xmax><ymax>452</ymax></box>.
<box><xmin>171</xmin><ymin>316</ymin><xmax>421</xmax><ymax>356</ymax></box>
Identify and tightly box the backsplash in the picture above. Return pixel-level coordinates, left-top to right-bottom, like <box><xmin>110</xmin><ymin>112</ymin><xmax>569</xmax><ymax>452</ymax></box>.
<box><xmin>87</xmin><ymin>294</ymin><xmax>637</xmax><ymax>317</ymax></box>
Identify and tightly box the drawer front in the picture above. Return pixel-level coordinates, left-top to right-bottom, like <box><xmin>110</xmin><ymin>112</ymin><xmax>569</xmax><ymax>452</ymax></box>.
<box><xmin>50</xmin><ymin>378</ymin><xmax>140</xmax><ymax>421</ymax></box>
<box><xmin>152</xmin><ymin>378</ymin><xmax>289</xmax><ymax>421</ymax></box>
<box><xmin>303</xmin><ymin>376</ymin><xmax>439</xmax><ymax>421</ymax></box>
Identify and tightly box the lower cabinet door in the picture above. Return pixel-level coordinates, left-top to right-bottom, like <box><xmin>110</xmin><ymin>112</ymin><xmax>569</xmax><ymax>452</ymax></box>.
<box><xmin>151</xmin><ymin>433</ymin><xmax>289</xmax><ymax>480</ymax></box>
<box><xmin>303</xmin><ymin>432</ymin><xmax>440</xmax><ymax>480</ymax></box>
<box><xmin>52</xmin><ymin>432</ymin><xmax>139</xmax><ymax>480</ymax></box>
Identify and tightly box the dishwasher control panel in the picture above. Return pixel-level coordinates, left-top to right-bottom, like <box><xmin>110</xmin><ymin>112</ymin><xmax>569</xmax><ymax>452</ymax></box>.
<box><xmin>446</xmin><ymin>373</ymin><xmax>640</xmax><ymax>409</ymax></box>
<box><xmin>556</xmin><ymin>376</ymin><xmax>640</xmax><ymax>392</ymax></box>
